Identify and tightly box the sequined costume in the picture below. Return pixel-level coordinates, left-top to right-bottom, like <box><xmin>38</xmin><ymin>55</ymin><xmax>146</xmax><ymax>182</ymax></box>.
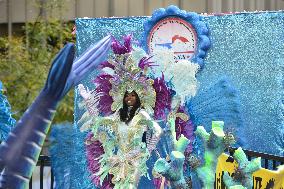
<box><xmin>78</xmin><ymin>34</ymin><xmax>197</xmax><ymax>189</ymax></box>
<box><xmin>87</xmin><ymin>108</ymin><xmax>161</xmax><ymax>188</ymax></box>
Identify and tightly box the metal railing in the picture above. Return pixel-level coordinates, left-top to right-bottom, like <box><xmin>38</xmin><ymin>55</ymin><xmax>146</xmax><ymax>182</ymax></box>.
<box><xmin>30</xmin><ymin>149</ymin><xmax>284</xmax><ymax>189</ymax></box>
<box><xmin>29</xmin><ymin>155</ymin><xmax>54</xmax><ymax>189</ymax></box>
<box><xmin>228</xmin><ymin>147</ymin><xmax>284</xmax><ymax>170</ymax></box>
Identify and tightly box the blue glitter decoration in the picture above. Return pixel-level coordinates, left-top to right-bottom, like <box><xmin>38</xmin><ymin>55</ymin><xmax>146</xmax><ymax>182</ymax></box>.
<box><xmin>50</xmin><ymin>123</ymin><xmax>96</xmax><ymax>188</ymax></box>
<box><xmin>200</xmin><ymin>12</ymin><xmax>284</xmax><ymax>156</ymax></box>
<box><xmin>0</xmin><ymin>81</ymin><xmax>16</xmax><ymax>142</ymax></box>
<box><xmin>75</xmin><ymin>12</ymin><xmax>284</xmax><ymax>157</ymax></box>
<box><xmin>189</xmin><ymin>77</ymin><xmax>245</xmax><ymax>145</ymax></box>
<box><xmin>49</xmin><ymin>123</ymin><xmax>74</xmax><ymax>189</ymax></box>
<box><xmin>141</xmin><ymin>5</ymin><xmax>210</xmax><ymax>68</ymax></box>
<box><xmin>47</xmin><ymin>10</ymin><xmax>284</xmax><ymax>189</ymax></box>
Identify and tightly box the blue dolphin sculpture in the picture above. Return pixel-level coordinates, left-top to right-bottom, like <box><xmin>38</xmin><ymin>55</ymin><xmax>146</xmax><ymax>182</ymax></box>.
<box><xmin>0</xmin><ymin>35</ymin><xmax>111</xmax><ymax>189</ymax></box>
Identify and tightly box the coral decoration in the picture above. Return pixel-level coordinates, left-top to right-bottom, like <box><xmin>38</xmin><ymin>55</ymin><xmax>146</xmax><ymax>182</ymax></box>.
<box><xmin>223</xmin><ymin>147</ymin><xmax>261</xmax><ymax>189</ymax></box>
<box><xmin>154</xmin><ymin>151</ymin><xmax>189</xmax><ymax>189</ymax></box>
<box><xmin>195</xmin><ymin>121</ymin><xmax>236</xmax><ymax>188</ymax></box>
<box><xmin>153</xmin><ymin>113</ymin><xmax>191</xmax><ymax>189</ymax></box>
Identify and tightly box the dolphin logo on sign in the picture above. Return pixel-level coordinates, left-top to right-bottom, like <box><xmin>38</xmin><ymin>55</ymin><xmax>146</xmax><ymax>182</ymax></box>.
<box><xmin>148</xmin><ymin>17</ymin><xmax>197</xmax><ymax>61</ymax></box>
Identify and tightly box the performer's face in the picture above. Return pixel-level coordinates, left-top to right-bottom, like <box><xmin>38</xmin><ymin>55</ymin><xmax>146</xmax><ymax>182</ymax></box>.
<box><xmin>124</xmin><ymin>91</ymin><xmax>137</xmax><ymax>107</ymax></box>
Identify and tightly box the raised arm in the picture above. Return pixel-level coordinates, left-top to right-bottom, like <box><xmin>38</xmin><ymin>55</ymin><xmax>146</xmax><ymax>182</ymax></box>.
<box><xmin>78</xmin><ymin>84</ymin><xmax>99</xmax><ymax>116</ymax></box>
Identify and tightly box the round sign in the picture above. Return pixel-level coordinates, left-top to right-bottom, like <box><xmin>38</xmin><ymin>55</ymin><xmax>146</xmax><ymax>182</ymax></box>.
<box><xmin>147</xmin><ymin>17</ymin><xmax>198</xmax><ymax>61</ymax></box>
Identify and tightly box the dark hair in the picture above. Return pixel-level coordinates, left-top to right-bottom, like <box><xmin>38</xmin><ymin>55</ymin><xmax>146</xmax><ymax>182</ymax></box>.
<box><xmin>119</xmin><ymin>91</ymin><xmax>141</xmax><ymax>123</ymax></box>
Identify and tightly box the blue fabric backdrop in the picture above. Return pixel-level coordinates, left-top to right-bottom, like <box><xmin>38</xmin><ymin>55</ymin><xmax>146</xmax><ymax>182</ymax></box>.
<box><xmin>0</xmin><ymin>81</ymin><xmax>16</xmax><ymax>142</ymax></box>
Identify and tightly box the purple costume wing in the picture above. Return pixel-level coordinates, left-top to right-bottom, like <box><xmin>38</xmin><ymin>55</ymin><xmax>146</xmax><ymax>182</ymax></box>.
<box><xmin>85</xmin><ymin>133</ymin><xmax>114</xmax><ymax>189</ymax></box>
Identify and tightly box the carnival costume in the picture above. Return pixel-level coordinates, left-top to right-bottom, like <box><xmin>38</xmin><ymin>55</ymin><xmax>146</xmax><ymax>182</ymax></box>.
<box><xmin>77</xmin><ymin>34</ymin><xmax>202</xmax><ymax>189</ymax></box>
<box><xmin>79</xmin><ymin>35</ymin><xmax>162</xmax><ymax>188</ymax></box>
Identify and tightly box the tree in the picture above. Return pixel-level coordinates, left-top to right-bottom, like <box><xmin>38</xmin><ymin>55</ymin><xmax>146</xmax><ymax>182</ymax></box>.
<box><xmin>0</xmin><ymin>0</ymin><xmax>75</xmax><ymax>123</ymax></box>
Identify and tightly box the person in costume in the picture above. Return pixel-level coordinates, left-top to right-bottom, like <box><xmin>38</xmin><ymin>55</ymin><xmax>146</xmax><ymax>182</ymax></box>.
<box><xmin>76</xmin><ymin>34</ymin><xmax>206</xmax><ymax>189</ymax></box>
<box><xmin>84</xmin><ymin>89</ymin><xmax>161</xmax><ymax>188</ymax></box>
<box><xmin>119</xmin><ymin>90</ymin><xmax>161</xmax><ymax>155</ymax></box>
<box><xmin>78</xmin><ymin>35</ymin><xmax>165</xmax><ymax>189</ymax></box>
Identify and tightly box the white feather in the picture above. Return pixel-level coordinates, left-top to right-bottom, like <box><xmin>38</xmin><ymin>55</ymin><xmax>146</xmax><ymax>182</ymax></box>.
<box><xmin>151</xmin><ymin>48</ymin><xmax>199</xmax><ymax>103</ymax></box>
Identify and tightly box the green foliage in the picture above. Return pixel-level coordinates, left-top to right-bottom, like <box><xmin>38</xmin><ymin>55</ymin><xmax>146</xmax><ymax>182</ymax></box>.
<box><xmin>0</xmin><ymin>0</ymin><xmax>75</xmax><ymax>123</ymax></box>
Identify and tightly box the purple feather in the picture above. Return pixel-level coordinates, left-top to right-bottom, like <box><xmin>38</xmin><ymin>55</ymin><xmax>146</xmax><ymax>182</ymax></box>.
<box><xmin>111</xmin><ymin>34</ymin><xmax>132</xmax><ymax>55</ymax></box>
<box><xmin>153</xmin><ymin>75</ymin><xmax>171</xmax><ymax>120</ymax></box>
<box><xmin>85</xmin><ymin>132</ymin><xmax>114</xmax><ymax>188</ymax></box>
<box><xmin>175</xmin><ymin>106</ymin><xmax>195</xmax><ymax>155</ymax></box>
<box><xmin>93</xmin><ymin>74</ymin><xmax>114</xmax><ymax>115</ymax></box>
<box><xmin>153</xmin><ymin>177</ymin><xmax>163</xmax><ymax>189</ymax></box>
<box><xmin>99</xmin><ymin>61</ymin><xmax>115</xmax><ymax>69</ymax></box>
<box><xmin>153</xmin><ymin>177</ymin><xmax>170</xmax><ymax>189</ymax></box>
<box><xmin>138</xmin><ymin>56</ymin><xmax>157</xmax><ymax>70</ymax></box>
<box><xmin>123</xmin><ymin>34</ymin><xmax>132</xmax><ymax>53</ymax></box>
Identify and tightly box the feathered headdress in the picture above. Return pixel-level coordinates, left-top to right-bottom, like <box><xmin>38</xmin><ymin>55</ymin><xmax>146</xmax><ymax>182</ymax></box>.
<box><xmin>93</xmin><ymin>34</ymin><xmax>171</xmax><ymax>119</ymax></box>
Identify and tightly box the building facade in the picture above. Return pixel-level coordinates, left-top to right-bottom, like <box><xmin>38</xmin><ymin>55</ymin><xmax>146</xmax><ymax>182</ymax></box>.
<box><xmin>1</xmin><ymin>0</ymin><xmax>284</xmax><ymax>36</ymax></box>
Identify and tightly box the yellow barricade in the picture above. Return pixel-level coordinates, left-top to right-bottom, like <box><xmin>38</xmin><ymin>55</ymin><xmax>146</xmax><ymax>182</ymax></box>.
<box><xmin>215</xmin><ymin>153</ymin><xmax>284</xmax><ymax>189</ymax></box>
